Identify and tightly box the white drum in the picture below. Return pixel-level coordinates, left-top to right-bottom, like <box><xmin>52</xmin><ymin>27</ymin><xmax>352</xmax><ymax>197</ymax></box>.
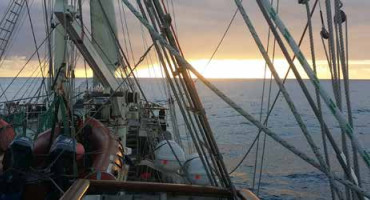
<box><xmin>184</xmin><ymin>153</ymin><xmax>210</xmax><ymax>185</ymax></box>
<box><xmin>154</xmin><ymin>140</ymin><xmax>185</xmax><ymax>172</ymax></box>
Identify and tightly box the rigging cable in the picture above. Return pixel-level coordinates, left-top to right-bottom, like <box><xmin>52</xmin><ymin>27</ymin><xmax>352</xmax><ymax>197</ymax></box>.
<box><xmin>25</xmin><ymin>0</ymin><xmax>48</xmax><ymax>99</ymax></box>
<box><xmin>195</xmin><ymin>3</ymin><xmax>240</xmax><ymax>82</ymax></box>
<box><xmin>12</xmin><ymin>59</ymin><xmax>42</xmax><ymax>100</ymax></box>
<box><xmin>149</xmin><ymin>0</ymin><xmax>228</xmax><ymax>186</ymax></box>
<box><xmin>121</xmin><ymin>3</ymin><xmax>136</xmax><ymax>65</ymax></box>
<box><xmin>0</xmin><ymin>0</ymin><xmax>30</xmax><ymax>102</ymax></box>
<box><xmin>137</xmin><ymin>0</ymin><xmax>219</xmax><ymax>186</ymax></box>
<box><xmin>324</xmin><ymin>0</ymin><xmax>341</xmax><ymax>109</ymax></box>
<box><xmin>43</xmin><ymin>0</ymin><xmax>54</xmax><ymax>91</ymax></box>
<box><xmin>148</xmin><ymin>2</ymin><xmax>208</xmax><ymax>184</ymax></box>
<box><xmin>235</xmin><ymin>2</ymin><xmax>339</xmax><ymax>197</ymax></box>
<box><xmin>96</xmin><ymin>0</ymin><xmax>147</xmax><ymax>94</ymax></box>
<box><xmin>0</xmin><ymin>26</ymin><xmax>56</xmax><ymax>100</ymax></box>
<box><xmin>84</xmin><ymin>60</ymin><xmax>89</xmax><ymax>91</ymax></box>
<box><xmin>258</xmin><ymin>1</ymin><xmax>370</xmax><ymax>196</ymax></box>
<box><xmin>232</xmin><ymin>1</ymin><xmax>352</xmax><ymax>195</ymax></box>
<box><xmin>345</xmin><ymin>15</ymin><xmax>361</xmax><ymax>188</ymax></box>
<box><xmin>256</xmin><ymin>0</ymin><xmax>279</xmax><ymax>194</ymax></box>
<box><xmin>19</xmin><ymin>62</ymin><xmax>45</xmax><ymax>101</ymax></box>
<box><xmin>79</xmin><ymin>23</ymin><xmax>132</xmax><ymax>90</ymax></box>
<box><xmin>153</xmin><ymin>0</ymin><xmax>249</xmax><ymax>184</ymax></box>
<box><xmin>120</xmin><ymin>0</ymin><xmax>370</xmax><ymax>195</ymax></box>
<box><xmin>160</xmin><ymin>0</ymin><xmax>184</xmax><ymax>57</ymax></box>
<box><xmin>152</xmin><ymin>0</ymin><xmax>237</xmax><ymax>190</ymax></box>
<box><xmin>305</xmin><ymin>1</ymin><xmax>336</xmax><ymax>199</ymax></box>
<box><xmin>138</xmin><ymin>8</ymin><xmax>183</xmax><ymax>150</ymax></box>
<box><xmin>169</xmin><ymin>0</ymin><xmax>179</xmax><ymax>40</ymax></box>
<box><xmin>334</xmin><ymin>2</ymin><xmax>362</xmax><ymax>199</ymax></box>
<box><xmin>252</xmin><ymin>0</ymin><xmax>275</xmax><ymax>191</ymax></box>
<box><xmin>229</xmin><ymin>0</ymin><xmax>320</xmax><ymax>175</ymax></box>
<box><xmin>44</xmin><ymin>53</ymin><xmax>158</xmax><ymax>179</ymax></box>
<box><xmin>117</xmin><ymin>0</ymin><xmax>130</xmax><ymax>63</ymax></box>
<box><xmin>25</xmin><ymin>61</ymin><xmax>51</xmax><ymax>103</ymax></box>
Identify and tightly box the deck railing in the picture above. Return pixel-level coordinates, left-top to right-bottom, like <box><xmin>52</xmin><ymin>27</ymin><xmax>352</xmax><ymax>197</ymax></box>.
<box><xmin>60</xmin><ymin>179</ymin><xmax>259</xmax><ymax>200</ymax></box>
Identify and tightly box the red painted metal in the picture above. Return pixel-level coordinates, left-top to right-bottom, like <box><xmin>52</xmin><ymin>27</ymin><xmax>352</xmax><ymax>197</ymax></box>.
<box><xmin>80</xmin><ymin>117</ymin><xmax>122</xmax><ymax>180</ymax></box>
<box><xmin>0</xmin><ymin>119</ymin><xmax>15</xmax><ymax>152</ymax></box>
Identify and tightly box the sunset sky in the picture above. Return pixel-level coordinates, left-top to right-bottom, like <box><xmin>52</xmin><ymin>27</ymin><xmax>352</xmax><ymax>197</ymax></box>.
<box><xmin>0</xmin><ymin>0</ymin><xmax>369</xmax><ymax>79</ymax></box>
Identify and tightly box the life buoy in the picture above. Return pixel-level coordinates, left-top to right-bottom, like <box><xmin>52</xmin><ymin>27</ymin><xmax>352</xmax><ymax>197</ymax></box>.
<box><xmin>0</xmin><ymin>119</ymin><xmax>15</xmax><ymax>152</ymax></box>
<box><xmin>80</xmin><ymin>118</ymin><xmax>123</xmax><ymax>180</ymax></box>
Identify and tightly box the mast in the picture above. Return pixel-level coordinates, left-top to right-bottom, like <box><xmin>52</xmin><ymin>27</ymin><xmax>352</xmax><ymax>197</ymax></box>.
<box><xmin>90</xmin><ymin>0</ymin><xmax>127</xmax><ymax>145</ymax></box>
<box><xmin>53</xmin><ymin>0</ymin><xmax>67</xmax><ymax>92</ymax></box>
<box><xmin>54</xmin><ymin>0</ymin><xmax>128</xmax><ymax>146</ymax></box>
<box><xmin>90</xmin><ymin>0</ymin><xmax>120</xmax><ymax>87</ymax></box>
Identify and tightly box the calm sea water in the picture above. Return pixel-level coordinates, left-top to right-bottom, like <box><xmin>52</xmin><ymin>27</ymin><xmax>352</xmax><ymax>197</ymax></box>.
<box><xmin>1</xmin><ymin>78</ymin><xmax>369</xmax><ymax>199</ymax></box>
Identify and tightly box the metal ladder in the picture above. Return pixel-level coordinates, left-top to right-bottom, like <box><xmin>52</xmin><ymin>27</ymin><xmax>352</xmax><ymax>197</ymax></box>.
<box><xmin>0</xmin><ymin>0</ymin><xmax>26</xmax><ymax>61</ymax></box>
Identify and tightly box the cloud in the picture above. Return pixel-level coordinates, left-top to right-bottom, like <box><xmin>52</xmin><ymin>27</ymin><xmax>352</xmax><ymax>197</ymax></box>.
<box><xmin>0</xmin><ymin>0</ymin><xmax>369</xmax><ymax>78</ymax></box>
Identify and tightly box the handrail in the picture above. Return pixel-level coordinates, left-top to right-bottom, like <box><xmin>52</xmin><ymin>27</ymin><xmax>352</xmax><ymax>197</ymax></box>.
<box><xmin>88</xmin><ymin>180</ymin><xmax>232</xmax><ymax>197</ymax></box>
<box><xmin>60</xmin><ymin>179</ymin><xmax>259</xmax><ymax>200</ymax></box>
<box><xmin>60</xmin><ymin>179</ymin><xmax>90</xmax><ymax>200</ymax></box>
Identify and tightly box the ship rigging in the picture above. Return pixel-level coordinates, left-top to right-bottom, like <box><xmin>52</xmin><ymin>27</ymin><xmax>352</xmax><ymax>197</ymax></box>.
<box><xmin>0</xmin><ymin>0</ymin><xmax>368</xmax><ymax>200</ymax></box>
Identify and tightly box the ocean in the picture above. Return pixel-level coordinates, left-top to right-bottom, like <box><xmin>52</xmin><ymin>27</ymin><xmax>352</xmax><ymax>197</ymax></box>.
<box><xmin>1</xmin><ymin>78</ymin><xmax>369</xmax><ymax>199</ymax></box>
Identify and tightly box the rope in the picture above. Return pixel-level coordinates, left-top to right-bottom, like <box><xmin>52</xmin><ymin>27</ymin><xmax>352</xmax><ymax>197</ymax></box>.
<box><xmin>0</xmin><ymin>94</ymin><xmax>49</xmax><ymax>104</ymax></box>
<box><xmin>96</xmin><ymin>0</ymin><xmax>153</xmax><ymax>102</ymax></box>
<box><xmin>117</xmin><ymin>0</ymin><xmax>130</xmax><ymax>63</ymax></box>
<box><xmin>229</xmin><ymin>0</ymin><xmax>321</xmax><ymax>175</ymax></box>
<box><xmin>83</xmin><ymin>60</ymin><xmax>89</xmax><ymax>91</ymax></box>
<box><xmin>0</xmin><ymin>0</ymin><xmax>34</xmax><ymax>102</ymax></box>
<box><xmin>152</xmin><ymin>20</ymin><xmax>188</xmax><ymax>149</ymax></box>
<box><xmin>334</xmin><ymin>2</ymin><xmax>362</xmax><ymax>199</ymax></box>
<box><xmin>12</xmin><ymin>61</ymin><xmax>41</xmax><ymax>100</ymax></box>
<box><xmin>238</xmin><ymin>1</ymin><xmax>357</xmax><ymax>198</ymax></box>
<box><xmin>305</xmin><ymin>1</ymin><xmax>336</xmax><ymax>199</ymax></box>
<box><xmin>256</xmin><ymin>1</ymin><xmax>279</xmax><ymax>194</ymax></box>
<box><xmin>136</xmin><ymin>0</ymin><xmax>219</xmax><ymax>186</ymax></box>
<box><xmin>257</xmin><ymin>1</ymin><xmax>362</xmax><ymax>198</ymax></box>
<box><xmin>345</xmin><ymin>18</ymin><xmax>361</xmax><ymax>188</ymax></box>
<box><xmin>260</xmin><ymin>0</ymin><xmax>370</xmax><ymax>168</ymax></box>
<box><xmin>25</xmin><ymin>0</ymin><xmax>47</xmax><ymax>95</ymax></box>
<box><xmin>325</xmin><ymin>0</ymin><xmax>341</xmax><ymax>109</ymax></box>
<box><xmin>17</xmin><ymin>44</ymin><xmax>53</xmax><ymax>102</ymax></box>
<box><xmin>26</xmin><ymin>64</ymin><xmax>50</xmax><ymax>104</ymax></box>
<box><xmin>236</xmin><ymin>3</ymin><xmax>342</xmax><ymax>198</ymax></box>
<box><xmin>79</xmin><ymin>23</ymin><xmax>131</xmax><ymax>90</ymax></box>
<box><xmin>252</xmin><ymin>0</ymin><xmax>276</xmax><ymax>191</ymax></box>
<box><xmin>0</xmin><ymin>26</ymin><xmax>56</xmax><ymax>100</ymax></box>
<box><xmin>45</xmin><ymin>77</ymin><xmax>130</xmax><ymax>172</ymax></box>
<box><xmin>258</xmin><ymin>1</ymin><xmax>366</xmax><ymax>197</ymax></box>
<box><xmin>120</xmin><ymin>3</ymin><xmax>136</xmax><ymax>65</ymax></box>
<box><xmin>119</xmin><ymin>0</ymin><xmax>370</xmax><ymax>196</ymax></box>
<box><xmin>160</xmin><ymin>0</ymin><xmax>184</xmax><ymax>57</ymax></box>
<box><xmin>42</xmin><ymin>0</ymin><xmax>53</xmax><ymax>93</ymax></box>
<box><xmin>44</xmin><ymin>11</ymin><xmax>157</xmax><ymax>178</ymax></box>
<box><xmin>148</xmin><ymin>1</ymin><xmax>238</xmax><ymax>186</ymax></box>
<box><xmin>318</xmin><ymin>0</ymin><xmax>337</xmax><ymax>93</ymax></box>
<box><xmin>137</xmin><ymin>6</ymin><xmax>179</xmax><ymax>149</ymax></box>
<box><xmin>228</xmin><ymin>129</ymin><xmax>262</xmax><ymax>175</ymax></box>
<box><xmin>147</xmin><ymin>1</ymin><xmax>221</xmax><ymax>185</ymax></box>
<box><xmin>195</xmin><ymin>3</ymin><xmax>240</xmax><ymax>82</ymax></box>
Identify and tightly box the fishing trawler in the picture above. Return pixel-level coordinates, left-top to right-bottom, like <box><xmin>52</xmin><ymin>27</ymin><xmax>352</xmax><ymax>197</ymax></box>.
<box><xmin>0</xmin><ymin>0</ymin><xmax>369</xmax><ymax>199</ymax></box>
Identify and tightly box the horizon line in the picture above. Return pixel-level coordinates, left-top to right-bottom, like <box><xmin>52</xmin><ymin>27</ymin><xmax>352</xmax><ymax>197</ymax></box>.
<box><xmin>0</xmin><ymin>77</ymin><xmax>369</xmax><ymax>81</ymax></box>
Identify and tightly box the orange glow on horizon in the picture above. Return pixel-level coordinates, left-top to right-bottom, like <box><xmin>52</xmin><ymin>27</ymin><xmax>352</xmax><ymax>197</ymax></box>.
<box><xmin>132</xmin><ymin>59</ymin><xmax>370</xmax><ymax>80</ymax></box>
<box><xmin>1</xmin><ymin>58</ymin><xmax>370</xmax><ymax>80</ymax></box>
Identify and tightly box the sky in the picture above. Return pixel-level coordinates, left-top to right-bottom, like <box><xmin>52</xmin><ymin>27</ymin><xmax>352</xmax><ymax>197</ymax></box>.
<box><xmin>0</xmin><ymin>0</ymin><xmax>370</xmax><ymax>79</ymax></box>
